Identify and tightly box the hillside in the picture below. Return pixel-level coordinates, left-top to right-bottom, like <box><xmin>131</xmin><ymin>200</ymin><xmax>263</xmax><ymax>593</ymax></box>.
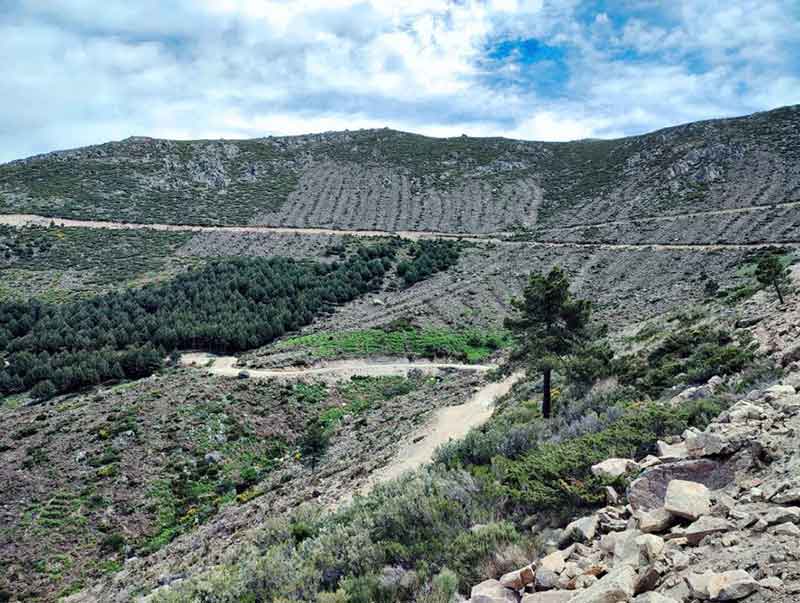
<box><xmin>2</xmin><ymin>106</ymin><xmax>800</xmax><ymax>603</ymax></box>
<box><xmin>1</xmin><ymin>106</ymin><xmax>798</xmax><ymax>236</ymax></box>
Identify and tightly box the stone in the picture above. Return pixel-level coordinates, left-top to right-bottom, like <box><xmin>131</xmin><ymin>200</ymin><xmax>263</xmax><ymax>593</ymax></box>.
<box><xmin>520</xmin><ymin>592</ymin><xmax>573</xmax><ymax>603</ymax></box>
<box><xmin>771</xmin><ymin>521</ymin><xmax>800</xmax><ymax>537</ymax></box>
<box><xmin>638</xmin><ymin>455</ymin><xmax>662</xmax><ymax>469</ymax></box>
<box><xmin>771</xmin><ymin>487</ymin><xmax>800</xmax><ymax>504</ymax></box>
<box><xmin>634</xmin><ymin>565</ymin><xmax>662</xmax><ymax>595</ymax></box>
<box><xmin>570</xmin><ymin>565</ymin><xmax>637</xmax><ymax>603</ymax></box>
<box><xmin>633</xmin><ymin>594</ymin><xmax>679</xmax><ymax>603</ymax></box>
<box><xmin>591</xmin><ymin>458</ymin><xmax>640</xmax><ymax>480</ymax></box>
<box><xmin>728</xmin><ymin>401</ymin><xmax>767</xmax><ymax>423</ymax></box>
<box><xmin>561</xmin><ymin>562</ymin><xmax>580</xmax><ymax>579</ymax></box>
<box><xmin>686</xmin><ymin>570</ymin><xmax>758</xmax><ymax>601</ymax></box>
<box><xmin>762</xmin><ymin>506</ymin><xmax>800</xmax><ymax>525</ymax></box>
<box><xmin>758</xmin><ymin>576</ymin><xmax>783</xmax><ymax>590</ymax></box>
<box><xmin>614</xmin><ymin>529</ymin><xmax>643</xmax><ymax>566</ymax></box>
<box><xmin>471</xmin><ymin>579</ymin><xmax>520</xmax><ymax>603</ymax></box>
<box><xmin>636</xmin><ymin>508</ymin><xmax>674</xmax><ymax>534</ymax></box>
<box><xmin>656</xmin><ymin>440</ymin><xmax>689</xmax><ymax>459</ymax></box>
<box><xmin>605</xmin><ymin>486</ymin><xmax>620</xmax><ymax>505</ymax></box>
<box><xmin>664</xmin><ymin>480</ymin><xmax>711</xmax><ymax>520</ymax></box>
<box><xmin>636</xmin><ymin>534</ymin><xmax>665</xmax><ymax>561</ymax></box>
<box><xmin>538</xmin><ymin>550</ymin><xmax>566</xmax><ymax>574</ymax></box>
<box><xmin>685</xmin><ymin>432</ymin><xmax>728</xmax><ymax>458</ymax></box>
<box><xmin>765</xmin><ymin>384</ymin><xmax>796</xmax><ymax>399</ymax></box>
<box><xmin>684</xmin><ymin>516</ymin><xmax>733</xmax><ymax>545</ymax></box>
<box><xmin>627</xmin><ymin>460</ymin><xmax>734</xmax><ymax>512</ymax></box>
<box><xmin>534</xmin><ymin>568</ymin><xmax>559</xmax><ymax>591</ymax></box>
<box><xmin>573</xmin><ymin>574</ymin><xmax>598</xmax><ymax>589</ymax></box>
<box><xmin>500</xmin><ymin>566</ymin><xmax>535</xmax><ymax>590</ymax></box>
<box><xmin>561</xmin><ymin>515</ymin><xmax>599</xmax><ymax>545</ymax></box>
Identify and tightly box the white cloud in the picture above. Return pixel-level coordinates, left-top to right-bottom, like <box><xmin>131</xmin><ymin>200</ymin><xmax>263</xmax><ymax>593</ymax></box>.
<box><xmin>0</xmin><ymin>0</ymin><xmax>797</xmax><ymax>162</ymax></box>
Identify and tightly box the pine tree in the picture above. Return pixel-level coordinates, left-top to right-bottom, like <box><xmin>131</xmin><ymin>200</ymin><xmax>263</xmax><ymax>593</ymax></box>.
<box><xmin>504</xmin><ymin>267</ymin><xmax>595</xmax><ymax>418</ymax></box>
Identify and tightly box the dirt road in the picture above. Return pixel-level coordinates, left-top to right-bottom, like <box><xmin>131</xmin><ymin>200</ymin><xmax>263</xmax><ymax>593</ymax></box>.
<box><xmin>179</xmin><ymin>352</ymin><xmax>497</xmax><ymax>379</ymax></box>
<box><xmin>180</xmin><ymin>352</ymin><xmax>522</xmax><ymax>494</ymax></box>
<box><xmin>5</xmin><ymin>212</ymin><xmax>799</xmax><ymax>251</ymax></box>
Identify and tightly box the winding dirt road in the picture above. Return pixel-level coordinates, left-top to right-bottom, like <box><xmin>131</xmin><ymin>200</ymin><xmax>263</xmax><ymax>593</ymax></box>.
<box><xmin>180</xmin><ymin>353</ymin><xmax>522</xmax><ymax>492</ymax></box>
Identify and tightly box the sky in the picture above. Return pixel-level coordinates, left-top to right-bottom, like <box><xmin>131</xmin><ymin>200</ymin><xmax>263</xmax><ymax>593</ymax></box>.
<box><xmin>1</xmin><ymin>0</ymin><xmax>799</xmax><ymax>162</ymax></box>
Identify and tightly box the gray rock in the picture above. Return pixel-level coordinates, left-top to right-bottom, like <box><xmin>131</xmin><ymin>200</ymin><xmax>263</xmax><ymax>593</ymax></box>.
<box><xmin>664</xmin><ymin>480</ymin><xmax>711</xmax><ymax>520</ymax></box>
<box><xmin>636</xmin><ymin>508</ymin><xmax>675</xmax><ymax>534</ymax></box>
<box><xmin>538</xmin><ymin>550</ymin><xmax>566</xmax><ymax>574</ymax></box>
<box><xmin>627</xmin><ymin>460</ymin><xmax>734</xmax><ymax>512</ymax></box>
<box><xmin>686</xmin><ymin>570</ymin><xmax>758</xmax><ymax>600</ymax></box>
<box><xmin>684</xmin><ymin>516</ymin><xmax>733</xmax><ymax>545</ymax></box>
<box><xmin>635</xmin><ymin>534</ymin><xmax>665</xmax><ymax>561</ymax></box>
<box><xmin>499</xmin><ymin>566</ymin><xmax>535</xmax><ymax>590</ymax></box>
<box><xmin>570</xmin><ymin>565</ymin><xmax>637</xmax><ymax>603</ymax></box>
<box><xmin>471</xmin><ymin>579</ymin><xmax>520</xmax><ymax>603</ymax></box>
<box><xmin>633</xmin><ymin>593</ymin><xmax>679</xmax><ymax>603</ymax></box>
<box><xmin>685</xmin><ymin>432</ymin><xmax>728</xmax><ymax>457</ymax></box>
<box><xmin>762</xmin><ymin>506</ymin><xmax>800</xmax><ymax>525</ymax></box>
<box><xmin>770</xmin><ymin>486</ymin><xmax>800</xmax><ymax>504</ymax></box>
<box><xmin>520</xmin><ymin>592</ymin><xmax>573</xmax><ymax>603</ymax></box>
<box><xmin>656</xmin><ymin>440</ymin><xmax>689</xmax><ymax>460</ymax></box>
<box><xmin>770</xmin><ymin>521</ymin><xmax>800</xmax><ymax>536</ymax></box>
<box><xmin>534</xmin><ymin>568</ymin><xmax>559</xmax><ymax>591</ymax></box>
<box><xmin>591</xmin><ymin>458</ymin><xmax>640</xmax><ymax>479</ymax></box>
<box><xmin>561</xmin><ymin>515</ymin><xmax>599</xmax><ymax>545</ymax></box>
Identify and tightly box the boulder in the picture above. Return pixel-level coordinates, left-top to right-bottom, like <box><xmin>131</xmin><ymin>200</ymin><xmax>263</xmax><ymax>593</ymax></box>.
<box><xmin>771</xmin><ymin>487</ymin><xmax>800</xmax><ymax>504</ymax></box>
<box><xmin>570</xmin><ymin>565</ymin><xmax>637</xmax><ymax>603</ymax></box>
<box><xmin>762</xmin><ymin>506</ymin><xmax>800</xmax><ymax>525</ymax></box>
<box><xmin>664</xmin><ymin>480</ymin><xmax>711</xmax><ymax>520</ymax></box>
<box><xmin>471</xmin><ymin>579</ymin><xmax>520</xmax><ymax>603</ymax></box>
<box><xmin>520</xmin><ymin>592</ymin><xmax>573</xmax><ymax>603</ymax></box>
<box><xmin>627</xmin><ymin>460</ymin><xmax>733</xmax><ymax>512</ymax></box>
<box><xmin>613</xmin><ymin>529</ymin><xmax>643</xmax><ymax>566</ymax></box>
<box><xmin>560</xmin><ymin>515</ymin><xmax>599</xmax><ymax>545</ymax></box>
<box><xmin>591</xmin><ymin>458</ymin><xmax>640</xmax><ymax>480</ymax></box>
<box><xmin>770</xmin><ymin>521</ymin><xmax>800</xmax><ymax>537</ymax></box>
<box><xmin>534</xmin><ymin>568</ymin><xmax>559</xmax><ymax>591</ymax></box>
<box><xmin>656</xmin><ymin>440</ymin><xmax>689</xmax><ymax>460</ymax></box>
<box><xmin>684</xmin><ymin>516</ymin><xmax>733</xmax><ymax>545</ymax></box>
<box><xmin>686</xmin><ymin>570</ymin><xmax>758</xmax><ymax>601</ymax></box>
<box><xmin>685</xmin><ymin>432</ymin><xmax>728</xmax><ymax>458</ymax></box>
<box><xmin>499</xmin><ymin>565</ymin><xmax>535</xmax><ymax>590</ymax></box>
<box><xmin>727</xmin><ymin>401</ymin><xmax>767</xmax><ymax>423</ymax></box>
<box><xmin>635</xmin><ymin>534</ymin><xmax>665</xmax><ymax>561</ymax></box>
<box><xmin>573</xmin><ymin>574</ymin><xmax>598</xmax><ymax>589</ymax></box>
<box><xmin>538</xmin><ymin>550</ymin><xmax>566</xmax><ymax>574</ymax></box>
<box><xmin>635</xmin><ymin>508</ymin><xmax>674</xmax><ymax>534</ymax></box>
<box><xmin>633</xmin><ymin>593</ymin><xmax>679</xmax><ymax>603</ymax></box>
<box><xmin>634</xmin><ymin>566</ymin><xmax>662</xmax><ymax>595</ymax></box>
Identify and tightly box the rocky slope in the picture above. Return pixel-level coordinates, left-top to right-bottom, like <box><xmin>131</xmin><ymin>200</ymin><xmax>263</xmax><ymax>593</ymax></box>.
<box><xmin>470</xmin><ymin>378</ymin><xmax>800</xmax><ymax>603</ymax></box>
<box><xmin>1</xmin><ymin>106</ymin><xmax>798</xmax><ymax>237</ymax></box>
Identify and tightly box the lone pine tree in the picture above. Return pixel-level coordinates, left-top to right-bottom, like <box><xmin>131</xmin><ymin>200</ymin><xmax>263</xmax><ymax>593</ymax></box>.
<box><xmin>505</xmin><ymin>267</ymin><xmax>594</xmax><ymax>418</ymax></box>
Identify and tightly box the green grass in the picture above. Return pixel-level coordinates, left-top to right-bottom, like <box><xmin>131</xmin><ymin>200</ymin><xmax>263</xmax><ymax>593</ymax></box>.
<box><xmin>277</xmin><ymin>328</ymin><xmax>511</xmax><ymax>363</ymax></box>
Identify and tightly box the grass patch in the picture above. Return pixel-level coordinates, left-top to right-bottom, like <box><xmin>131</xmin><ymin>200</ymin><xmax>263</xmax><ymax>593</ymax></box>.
<box><xmin>277</xmin><ymin>328</ymin><xmax>511</xmax><ymax>363</ymax></box>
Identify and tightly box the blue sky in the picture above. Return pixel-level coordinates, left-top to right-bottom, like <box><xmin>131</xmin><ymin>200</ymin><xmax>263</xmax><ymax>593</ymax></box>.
<box><xmin>1</xmin><ymin>0</ymin><xmax>798</xmax><ymax>162</ymax></box>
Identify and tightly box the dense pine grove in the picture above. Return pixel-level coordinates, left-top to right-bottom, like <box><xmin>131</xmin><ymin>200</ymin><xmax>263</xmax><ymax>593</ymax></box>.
<box><xmin>397</xmin><ymin>240</ymin><xmax>461</xmax><ymax>286</ymax></box>
<box><xmin>0</xmin><ymin>246</ymin><xmax>396</xmax><ymax>399</ymax></box>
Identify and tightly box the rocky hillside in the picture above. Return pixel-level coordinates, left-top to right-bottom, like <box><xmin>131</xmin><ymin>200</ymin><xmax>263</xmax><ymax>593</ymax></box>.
<box><xmin>1</xmin><ymin>106</ymin><xmax>798</xmax><ymax>235</ymax></box>
<box><xmin>470</xmin><ymin>378</ymin><xmax>800</xmax><ymax>603</ymax></box>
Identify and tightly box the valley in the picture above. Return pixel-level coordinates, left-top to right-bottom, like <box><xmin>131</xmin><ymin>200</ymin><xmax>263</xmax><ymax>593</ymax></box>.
<box><xmin>1</xmin><ymin>105</ymin><xmax>799</xmax><ymax>603</ymax></box>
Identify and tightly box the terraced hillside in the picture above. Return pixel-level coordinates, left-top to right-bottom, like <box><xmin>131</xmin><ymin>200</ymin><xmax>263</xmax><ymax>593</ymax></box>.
<box><xmin>1</xmin><ymin>106</ymin><xmax>798</xmax><ymax>234</ymax></box>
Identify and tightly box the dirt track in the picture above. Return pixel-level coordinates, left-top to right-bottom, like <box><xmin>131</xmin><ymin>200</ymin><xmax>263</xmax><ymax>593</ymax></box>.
<box><xmin>4</xmin><ymin>212</ymin><xmax>800</xmax><ymax>251</ymax></box>
<box><xmin>180</xmin><ymin>353</ymin><xmax>521</xmax><ymax>493</ymax></box>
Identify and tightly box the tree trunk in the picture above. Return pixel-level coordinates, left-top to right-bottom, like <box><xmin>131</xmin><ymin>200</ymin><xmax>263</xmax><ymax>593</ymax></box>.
<box><xmin>774</xmin><ymin>280</ymin><xmax>785</xmax><ymax>304</ymax></box>
<box><xmin>542</xmin><ymin>367</ymin><xmax>552</xmax><ymax>418</ymax></box>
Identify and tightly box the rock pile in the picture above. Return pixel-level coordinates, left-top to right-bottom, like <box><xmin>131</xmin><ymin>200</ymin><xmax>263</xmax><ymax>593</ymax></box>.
<box><xmin>469</xmin><ymin>382</ymin><xmax>800</xmax><ymax>602</ymax></box>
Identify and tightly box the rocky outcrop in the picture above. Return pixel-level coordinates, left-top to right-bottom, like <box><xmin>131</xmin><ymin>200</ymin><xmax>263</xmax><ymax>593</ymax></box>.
<box><xmin>467</xmin><ymin>374</ymin><xmax>800</xmax><ymax>602</ymax></box>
